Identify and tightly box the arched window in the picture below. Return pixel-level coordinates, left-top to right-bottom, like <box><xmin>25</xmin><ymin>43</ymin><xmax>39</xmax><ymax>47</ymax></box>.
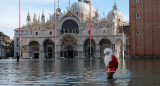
<box><xmin>136</xmin><ymin>30</ymin><xmax>140</xmax><ymax>35</ymax></box>
<box><xmin>136</xmin><ymin>0</ymin><xmax>139</xmax><ymax>3</ymax></box>
<box><xmin>50</xmin><ymin>31</ymin><xmax>52</xmax><ymax>35</ymax></box>
<box><xmin>36</xmin><ymin>32</ymin><xmax>38</xmax><ymax>35</ymax></box>
<box><xmin>77</xmin><ymin>12</ymin><xmax>79</xmax><ymax>16</ymax></box>
<box><xmin>136</xmin><ymin>14</ymin><xmax>140</xmax><ymax>19</ymax></box>
<box><xmin>61</xmin><ymin>20</ymin><xmax>79</xmax><ymax>34</ymax></box>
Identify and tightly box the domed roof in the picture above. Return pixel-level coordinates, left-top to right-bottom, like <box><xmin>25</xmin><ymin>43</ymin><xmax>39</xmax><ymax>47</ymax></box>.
<box><xmin>107</xmin><ymin>4</ymin><xmax>124</xmax><ymax>22</ymax></box>
<box><xmin>71</xmin><ymin>1</ymin><xmax>96</xmax><ymax>17</ymax></box>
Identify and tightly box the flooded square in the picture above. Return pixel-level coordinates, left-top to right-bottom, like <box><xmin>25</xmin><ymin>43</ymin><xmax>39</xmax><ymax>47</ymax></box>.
<box><xmin>0</xmin><ymin>58</ymin><xmax>159</xmax><ymax>86</ymax></box>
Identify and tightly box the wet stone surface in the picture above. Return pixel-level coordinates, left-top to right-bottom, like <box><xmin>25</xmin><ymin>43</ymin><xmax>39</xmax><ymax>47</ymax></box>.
<box><xmin>0</xmin><ymin>58</ymin><xmax>159</xmax><ymax>86</ymax></box>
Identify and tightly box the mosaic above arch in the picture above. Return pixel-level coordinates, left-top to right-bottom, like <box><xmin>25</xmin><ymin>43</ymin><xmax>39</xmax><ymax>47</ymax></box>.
<box><xmin>62</xmin><ymin>36</ymin><xmax>77</xmax><ymax>45</ymax></box>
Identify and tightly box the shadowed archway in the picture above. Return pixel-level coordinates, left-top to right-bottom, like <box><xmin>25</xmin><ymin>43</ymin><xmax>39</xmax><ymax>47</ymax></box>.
<box><xmin>99</xmin><ymin>39</ymin><xmax>111</xmax><ymax>57</ymax></box>
<box><xmin>29</xmin><ymin>41</ymin><xmax>40</xmax><ymax>59</ymax></box>
<box><xmin>84</xmin><ymin>39</ymin><xmax>96</xmax><ymax>58</ymax></box>
<box><xmin>60</xmin><ymin>36</ymin><xmax>77</xmax><ymax>58</ymax></box>
<box><xmin>43</xmin><ymin>40</ymin><xmax>54</xmax><ymax>59</ymax></box>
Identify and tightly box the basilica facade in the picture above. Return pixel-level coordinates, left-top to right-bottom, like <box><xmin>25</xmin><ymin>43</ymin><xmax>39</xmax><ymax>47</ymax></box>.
<box><xmin>14</xmin><ymin>0</ymin><xmax>126</xmax><ymax>59</ymax></box>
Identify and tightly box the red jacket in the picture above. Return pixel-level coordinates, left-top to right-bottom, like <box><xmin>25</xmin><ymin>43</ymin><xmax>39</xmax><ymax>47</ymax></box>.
<box><xmin>106</xmin><ymin>55</ymin><xmax>118</xmax><ymax>75</ymax></box>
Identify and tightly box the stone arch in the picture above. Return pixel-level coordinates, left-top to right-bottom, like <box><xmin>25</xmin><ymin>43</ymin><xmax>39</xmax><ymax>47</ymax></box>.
<box><xmin>115</xmin><ymin>39</ymin><xmax>122</xmax><ymax>58</ymax></box>
<box><xmin>59</xmin><ymin>17</ymin><xmax>80</xmax><ymax>31</ymax></box>
<box><xmin>59</xmin><ymin>34</ymin><xmax>78</xmax><ymax>45</ymax></box>
<box><xmin>84</xmin><ymin>39</ymin><xmax>96</xmax><ymax>58</ymax></box>
<box><xmin>99</xmin><ymin>38</ymin><xmax>112</xmax><ymax>57</ymax></box>
<box><xmin>60</xmin><ymin>35</ymin><xmax>78</xmax><ymax>58</ymax></box>
<box><xmin>61</xmin><ymin>19</ymin><xmax>79</xmax><ymax>34</ymax></box>
<box><xmin>83</xmin><ymin>37</ymin><xmax>97</xmax><ymax>45</ymax></box>
<box><xmin>28</xmin><ymin>39</ymin><xmax>40</xmax><ymax>45</ymax></box>
<box><xmin>43</xmin><ymin>39</ymin><xmax>54</xmax><ymax>59</ymax></box>
<box><xmin>31</xmin><ymin>24</ymin><xmax>42</xmax><ymax>30</ymax></box>
<box><xmin>64</xmin><ymin>44</ymin><xmax>74</xmax><ymax>51</ymax></box>
<box><xmin>42</xmin><ymin>38</ymin><xmax>54</xmax><ymax>46</ymax></box>
<box><xmin>61</xmin><ymin>35</ymin><xmax>77</xmax><ymax>45</ymax></box>
<box><xmin>29</xmin><ymin>41</ymin><xmax>40</xmax><ymax>59</ymax></box>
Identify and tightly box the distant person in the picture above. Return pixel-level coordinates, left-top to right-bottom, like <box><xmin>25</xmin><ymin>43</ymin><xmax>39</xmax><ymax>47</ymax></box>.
<box><xmin>104</xmin><ymin>48</ymin><xmax>118</xmax><ymax>79</ymax></box>
<box><xmin>17</xmin><ymin>55</ymin><xmax>20</xmax><ymax>62</ymax></box>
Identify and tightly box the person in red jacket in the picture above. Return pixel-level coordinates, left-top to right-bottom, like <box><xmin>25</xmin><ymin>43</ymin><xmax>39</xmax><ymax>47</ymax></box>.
<box><xmin>104</xmin><ymin>48</ymin><xmax>118</xmax><ymax>79</ymax></box>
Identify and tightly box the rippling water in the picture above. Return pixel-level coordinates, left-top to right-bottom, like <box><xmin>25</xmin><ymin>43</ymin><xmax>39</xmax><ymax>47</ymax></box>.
<box><xmin>0</xmin><ymin>58</ymin><xmax>159</xmax><ymax>86</ymax></box>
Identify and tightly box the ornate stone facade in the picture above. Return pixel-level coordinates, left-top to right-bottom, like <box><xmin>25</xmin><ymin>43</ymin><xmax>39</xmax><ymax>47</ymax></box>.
<box><xmin>14</xmin><ymin>0</ymin><xmax>127</xmax><ymax>59</ymax></box>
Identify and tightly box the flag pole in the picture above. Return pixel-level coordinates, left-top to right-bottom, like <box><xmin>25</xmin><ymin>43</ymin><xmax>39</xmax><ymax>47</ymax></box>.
<box><xmin>54</xmin><ymin>0</ymin><xmax>57</xmax><ymax>59</ymax></box>
<box><xmin>19</xmin><ymin>0</ymin><xmax>21</xmax><ymax>59</ymax></box>
<box><xmin>89</xmin><ymin>0</ymin><xmax>92</xmax><ymax>59</ymax></box>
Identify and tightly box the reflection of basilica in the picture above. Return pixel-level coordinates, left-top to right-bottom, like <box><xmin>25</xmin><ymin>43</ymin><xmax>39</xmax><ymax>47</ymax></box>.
<box><xmin>14</xmin><ymin>0</ymin><xmax>126</xmax><ymax>59</ymax></box>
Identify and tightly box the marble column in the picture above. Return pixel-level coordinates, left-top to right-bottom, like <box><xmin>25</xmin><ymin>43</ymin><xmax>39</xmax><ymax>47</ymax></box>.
<box><xmin>96</xmin><ymin>45</ymin><xmax>100</xmax><ymax>58</ymax></box>
<box><xmin>26</xmin><ymin>45</ymin><xmax>29</xmax><ymax>58</ymax></box>
<box><xmin>40</xmin><ymin>45</ymin><xmax>44</xmax><ymax>59</ymax></box>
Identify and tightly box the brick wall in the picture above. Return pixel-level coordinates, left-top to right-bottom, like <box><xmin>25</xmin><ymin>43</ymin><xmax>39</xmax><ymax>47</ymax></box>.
<box><xmin>130</xmin><ymin>0</ymin><xmax>160</xmax><ymax>56</ymax></box>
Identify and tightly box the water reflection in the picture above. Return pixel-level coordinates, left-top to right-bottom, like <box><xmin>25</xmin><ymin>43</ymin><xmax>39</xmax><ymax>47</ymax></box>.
<box><xmin>128</xmin><ymin>59</ymin><xmax>160</xmax><ymax>86</ymax></box>
<box><xmin>0</xmin><ymin>58</ymin><xmax>130</xmax><ymax>86</ymax></box>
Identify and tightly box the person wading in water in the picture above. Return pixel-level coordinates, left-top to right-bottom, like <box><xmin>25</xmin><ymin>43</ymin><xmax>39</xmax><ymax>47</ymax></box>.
<box><xmin>104</xmin><ymin>48</ymin><xmax>118</xmax><ymax>79</ymax></box>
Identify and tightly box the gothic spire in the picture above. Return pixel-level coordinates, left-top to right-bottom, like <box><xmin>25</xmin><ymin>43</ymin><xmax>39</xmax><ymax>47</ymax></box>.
<box><xmin>69</xmin><ymin>0</ymin><xmax>70</xmax><ymax>9</ymax></box>
<box><xmin>58</xmin><ymin>0</ymin><xmax>60</xmax><ymax>8</ymax></box>
<box><xmin>113</xmin><ymin>1</ymin><xmax>118</xmax><ymax>10</ymax></box>
<box><xmin>38</xmin><ymin>14</ymin><xmax>41</xmax><ymax>22</ymax></box>
<box><xmin>42</xmin><ymin>10</ymin><xmax>45</xmax><ymax>17</ymax></box>
<box><xmin>27</xmin><ymin>10</ymin><xmax>30</xmax><ymax>16</ymax></box>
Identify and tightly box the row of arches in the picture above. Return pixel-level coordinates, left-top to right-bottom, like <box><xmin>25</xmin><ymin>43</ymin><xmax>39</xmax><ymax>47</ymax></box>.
<box><xmin>26</xmin><ymin>36</ymin><xmax>122</xmax><ymax>59</ymax></box>
<box><xmin>28</xmin><ymin>39</ymin><xmax>54</xmax><ymax>59</ymax></box>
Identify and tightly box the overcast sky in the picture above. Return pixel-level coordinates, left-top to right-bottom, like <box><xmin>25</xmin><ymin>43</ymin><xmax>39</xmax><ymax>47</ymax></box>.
<box><xmin>0</xmin><ymin>0</ymin><xmax>129</xmax><ymax>39</ymax></box>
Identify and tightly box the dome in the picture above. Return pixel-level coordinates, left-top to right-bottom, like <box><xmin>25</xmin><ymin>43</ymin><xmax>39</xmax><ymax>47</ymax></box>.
<box><xmin>107</xmin><ymin>4</ymin><xmax>124</xmax><ymax>22</ymax></box>
<box><xmin>71</xmin><ymin>1</ymin><xmax>96</xmax><ymax>17</ymax></box>
<box><xmin>51</xmin><ymin>8</ymin><xmax>63</xmax><ymax>20</ymax></box>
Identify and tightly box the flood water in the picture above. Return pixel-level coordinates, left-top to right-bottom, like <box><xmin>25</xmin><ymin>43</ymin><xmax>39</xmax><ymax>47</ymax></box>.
<box><xmin>0</xmin><ymin>58</ymin><xmax>159</xmax><ymax>86</ymax></box>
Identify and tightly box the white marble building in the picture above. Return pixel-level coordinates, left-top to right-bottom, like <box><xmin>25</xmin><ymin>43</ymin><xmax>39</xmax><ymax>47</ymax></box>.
<box><xmin>14</xmin><ymin>0</ymin><xmax>126</xmax><ymax>59</ymax></box>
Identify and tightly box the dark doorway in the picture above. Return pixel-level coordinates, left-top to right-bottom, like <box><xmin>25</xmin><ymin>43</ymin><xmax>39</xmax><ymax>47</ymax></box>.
<box><xmin>34</xmin><ymin>53</ymin><xmax>39</xmax><ymax>59</ymax></box>
<box><xmin>84</xmin><ymin>39</ymin><xmax>96</xmax><ymax>58</ymax></box>
<box><xmin>68</xmin><ymin>50</ymin><xmax>73</xmax><ymax>58</ymax></box>
<box><xmin>88</xmin><ymin>47</ymin><xmax>94</xmax><ymax>58</ymax></box>
<box><xmin>48</xmin><ymin>53</ymin><xmax>52</xmax><ymax>59</ymax></box>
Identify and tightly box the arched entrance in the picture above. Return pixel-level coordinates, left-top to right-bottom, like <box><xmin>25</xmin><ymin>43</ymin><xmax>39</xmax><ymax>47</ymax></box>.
<box><xmin>65</xmin><ymin>45</ymin><xmax>74</xmax><ymax>58</ymax></box>
<box><xmin>84</xmin><ymin>39</ymin><xmax>96</xmax><ymax>58</ymax></box>
<box><xmin>29</xmin><ymin>41</ymin><xmax>40</xmax><ymax>59</ymax></box>
<box><xmin>43</xmin><ymin>40</ymin><xmax>54</xmax><ymax>59</ymax></box>
<box><xmin>61</xmin><ymin>20</ymin><xmax>79</xmax><ymax>34</ymax></box>
<box><xmin>115</xmin><ymin>39</ymin><xmax>122</xmax><ymax>58</ymax></box>
<box><xmin>61</xmin><ymin>36</ymin><xmax>77</xmax><ymax>58</ymax></box>
<box><xmin>99</xmin><ymin>39</ymin><xmax>111</xmax><ymax>57</ymax></box>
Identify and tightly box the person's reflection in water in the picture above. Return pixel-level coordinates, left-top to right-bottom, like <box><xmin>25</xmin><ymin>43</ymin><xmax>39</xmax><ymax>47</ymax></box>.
<box><xmin>106</xmin><ymin>79</ymin><xmax>116</xmax><ymax>86</ymax></box>
<box><xmin>17</xmin><ymin>55</ymin><xmax>20</xmax><ymax>62</ymax></box>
